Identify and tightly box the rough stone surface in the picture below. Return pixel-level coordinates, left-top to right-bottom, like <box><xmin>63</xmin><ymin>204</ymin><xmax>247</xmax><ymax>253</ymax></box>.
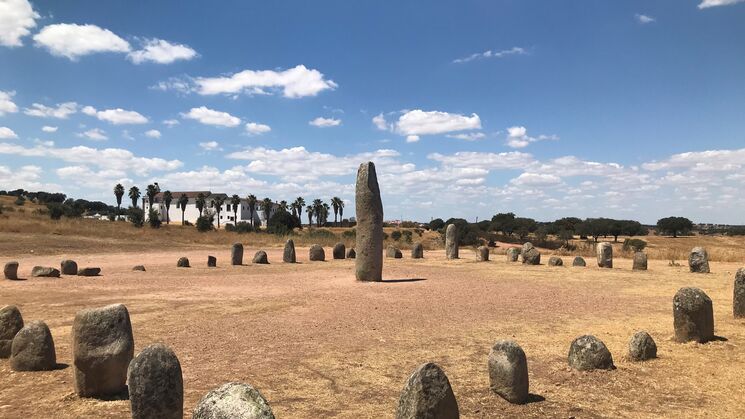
<box><xmin>72</xmin><ymin>303</ymin><xmax>134</xmax><ymax>398</ymax></box>
<box><xmin>488</xmin><ymin>340</ymin><xmax>529</xmax><ymax>404</ymax></box>
<box><xmin>572</xmin><ymin>256</ymin><xmax>586</xmax><ymax>267</ymax></box>
<box><xmin>309</xmin><ymin>244</ymin><xmax>325</xmax><ymax>262</ymax></box>
<box><xmin>283</xmin><ymin>239</ymin><xmax>296</xmax><ymax>263</ymax></box>
<box><xmin>395</xmin><ymin>363</ymin><xmax>459</xmax><ymax>419</ymax></box>
<box><xmin>506</xmin><ymin>248</ymin><xmax>520</xmax><ymax>262</ymax></box>
<box><xmin>548</xmin><ymin>256</ymin><xmax>563</xmax><ymax>267</ymax></box>
<box><xmin>568</xmin><ymin>335</ymin><xmax>615</xmax><ymax>371</ymax></box>
<box><xmin>673</xmin><ymin>287</ymin><xmax>714</xmax><ymax>343</ymax></box>
<box><xmin>445</xmin><ymin>224</ymin><xmax>459</xmax><ymax>260</ymax></box>
<box><xmin>633</xmin><ymin>252</ymin><xmax>648</xmax><ymax>271</ymax></box>
<box><xmin>132</xmin><ymin>265</ymin><xmax>146</xmax><ymax>271</ymax></box>
<box><xmin>231</xmin><ymin>243</ymin><xmax>244</xmax><ymax>266</ymax></box>
<box><xmin>77</xmin><ymin>267</ymin><xmax>101</xmax><ymax>276</ymax></box>
<box><xmin>628</xmin><ymin>331</ymin><xmax>657</xmax><ymax>361</ymax></box>
<box><xmin>10</xmin><ymin>320</ymin><xmax>56</xmax><ymax>371</ymax></box>
<box><xmin>596</xmin><ymin>242</ymin><xmax>613</xmax><ymax>268</ymax></box>
<box><xmin>734</xmin><ymin>268</ymin><xmax>745</xmax><ymax>318</ymax></box>
<box><xmin>128</xmin><ymin>343</ymin><xmax>183</xmax><ymax>419</ymax></box>
<box><xmin>332</xmin><ymin>242</ymin><xmax>346</xmax><ymax>260</ymax></box>
<box><xmin>346</xmin><ymin>248</ymin><xmax>356</xmax><ymax>259</ymax></box>
<box><xmin>411</xmin><ymin>243</ymin><xmax>424</xmax><ymax>259</ymax></box>
<box><xmin>4</xmin><ymin>261</ymin><xmax>19</xmax><ymax>280</ymax></box>
<box><xmin>31</xmin><ymin>266</ymin><xmax>60</xmax><ymax>277</ymax></box>
<box><xmin>521</xmin><ymin>243</ymin><xmax>541</xmax><ymax>265</ymax></box>
<box><xmin>61</xmin><ymin>259</ymin><xmax>78</xmax><ymax>275</ymax></box>
<box><xmin>192</xmin><ymin>382</ymin><xmax>275</xmax><ymax>419</ymax></box>
<box><xmin>0</xmin><ymin>305</ymin><xmax>24</xmax><ymax>358</ymax></box>
<box><xmin>688</xmin><ymin>247</ymin><xmax>710</xmax><ymax>273</ymax></box>
<box><xmin>252</xmin><ymin>251</ymin><xmax>269</xmax><ymax>264</ymax></box>
<box><xmin>355</xmin><ymin>162</ymin><xmax>384</xmax><ymax>282</ymax></box>
<box><xmin>478</xmin><ymin>246</ymin><xmax>489</xmax><ymax>262</ymax></box>
<box><xmin>177</xmin><ymin>257</ymin><xmax>190</xmax><ymax>268</ymax></box>
<box><xmin>386</xmin><ymin>245</ymin><xmax>403</xmax><ymax>259</ymax></box>
<box><xmin>207</xmin><ymin>256</ymin><xmax>217</xmax><ymax>267</ymax></box>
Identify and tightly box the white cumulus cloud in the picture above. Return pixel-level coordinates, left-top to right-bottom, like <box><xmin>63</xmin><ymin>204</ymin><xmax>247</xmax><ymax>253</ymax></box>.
<box><xmin>635</xmin><ymin>14</ymin><xmax>656</xmax><ymax>24</ymax></box>
<box><xmin>698</xmin><ymin>0</ymin><xmax>744</xmax><ymax>8</ymax></box>
<box><xmin>33</xmin><ymin>23</ymin><xmax>131</xmax><ymax>60</ymax></box>
<box><xmin>0</xmin><ymin>126</ymin><xmax>18</xmax><ymax>139</ymax></box>
<box><xmin>78</xmin><ymin>128</ymin><xmax>108</xmax><ymax>141</ymax></box>
<box><xmin>128</xmin><ymin>38</ymin><xmax>198</xmax><ymax>64</ymax></box>
<box><xmin>0</xmin><ymin>90</ymin><xmax>18</xmax><ymax>115</ymax></box>
<box><xmin>245</xmin><ymin>122</ymin><xmax>271</xmax><ymax>135</ymax></box>
<box><xmin>396</xmin><ymin>110</ymin><xmax>481</xmax><ymax>136</ymax></box>
<box><xmin>144</xmin><ymin>129</ymin><xmax>161</xmax><ymax>138</ymax></box>
<box><xmin>42</xmin><ymin>126</ymin><xmax>58</xmax><ymax>133</ymax></box>
<box><xmin>82</xmin><ymin>106</ymin><xmax>148</xmax><ymax>125</ymax></box>
<box><xmin>192</xmin><ymin>65</ymin><xmax>337</xmax><ymax>98</ymax></box>
<box><xmin>505</xmin><ymin>126</ymin><xmax>558</xmax><ymax>148</ymax></box>
<box><xmin>182</xmin><ymin>106</ymin><xmax>241</xmax><ymax>127</ymax></box>
<box><xmin>199</xmin><ymin>141</ymin><xmax>221</xmax><ymax>151</ymax></box>
<box><xmin>453</xmin><ymin>47</ymin><xmax>527</xmax><ymax>64</ymax></box>
<box><xmin>24</xmin><ymin>102</ymin><xmax>78</xmax><ymax>119</ymax></box>
<box><xmin>309</xmin><ymin>117</ymin><xmax>341</xmax><ymax>128</ymax></box>
<box><xmin>0</xmin><ymin>0</ymin><xmax>39</xmax><ymax>47</ymax></box>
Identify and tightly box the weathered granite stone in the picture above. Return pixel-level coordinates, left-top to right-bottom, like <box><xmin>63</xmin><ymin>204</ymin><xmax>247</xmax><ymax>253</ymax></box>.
<box><xmin>411</xmin><ymin>243</ymin><xmax>424</xmax><ymax>259</ymax></box>
<box><xmin>61</xmin><ymin>259</ymin><xmax>78</xmax><ymax>275</ymax></box>
<box><xmin>128</xmin><ymin>343</ymin><xmax>183</xmax><ymax>419</ymax></box>
<box><xmin>506</xmin><ymin>248</ymin><xmax>520</xmax><ymax>262</ymax></box>
<box><xmin>395</xmin><ymin>363</ymin><xmax>459</xmax><ymax>419</ymax></box>
<box><xmin>132</xmin><ymin>265</ymin><xmax>146</xmax><ymax>271</ymax></box>
<box><xmin>568</xmin><ymin>335</ymin><xmax>615</xmax><ymax>371</ymax></box>
<box><xmin>572</xmin><ymin>256</ymin><xmax>586</xmax><ymax>267</ymax></box>
<box><xmin>597</xmin><ymin>242</ymin><xmax>613</xmax><ymax>268</ymax></box>
<box><xmin>445</xmin><ymin>224</ymin><xmax>459</xmax><ymax>260</ymax></box>
<box><xmin>688</xmin><ymin>247</ymin><xmax>710</xmax><ymax>273</ymax></box>
<box><xmin>734</xmin><ymin>268</ymin><xmax>745</xmax><ymax>318</ymax></box>
<box><xmin>386</xmin><ymin>245</ymin><xmax>403</xmax><ymax>259</ymax></box>
<box><xmin>192</xmin><ymin>382</ymin><xmax>275</xmax><ymax>419</ymax></box>
<box><xmin>309</xmin><ymin>244</ymin><xmax>325</xmax><ymax>261</ymax></box>
<box><xmin>207</xmin><ymin>256</ymin><xmax>217</xmax><ymax>267</ymax></box>
<box><xmin>252</xmin><ymin>251</ymin><xmax>269</xmax><ymax>264</ymax></box>
<box><xmin>478</xmin><ymin>246</ymin><xmax>489</xmax><ymax>262</ymax></box>
<box><xmin>548</xmin><ymin>256</ymin><xmax>563</xmax><ymax>267</ymax></box>
<box><xmin>673</xmin><ymin>287</ymin><xmax>714</xmax><ymax>343</ymax></box>
<box><xmin>633</xmin><ymin>252</ymin><xmax>648</xmax><ymax>271</ymax></box>
<box><xmin>628</xmin><ymin>331</ymin><xmax>657</xmax><ymax>361</ymax></box>
<box><xmin>10</xmin><ymin>320</ymin><xmax>56</xmax><ymax>371</ymax></box>
<box><xmin>4</xmin><ymin>261</ymin><xmax>19</xmax><ymax>280</ymax></box>
<box><xmin>521</xmin><ymin>243</ymin><xmax>540</xmax><ymax>265</ymax></box>
<box><xmin>177</xmin><ymin>257</ymin><xmax>190</xmax><ymax>268</ymax></box>
<box><xmin>72</xmin><ymin>303</ymin><xmax>134</xmax><ymax>398</ymax></box>
<box><xmin>488</xmin><ymin>340</ymin><xmax>529</xmax><ymax>404</ymax></box>
<box><xmin>355</xmin><ymin>162</ymin><xmax>384</xmax><ymax>282</ymax></box>
<box><xmin>283</xmin><ymin>239</ymin><xmax>296</xmax><ymax>263</ymax></box>
<box><xmin>346</xmin><ymin>248</ymin><xmax>356</xmax><ymax>259</ymax></box>
<box><xmin>332</xmin><ymin>242</ymin><xmax>346</xmax><ymax>260</ymax></box>
<box><xmin>0</xmin><ymin>305</ymin><xmax>23</xmax><ymax>358</ymax></box>
<box><xmin>31</xmin><ymin>266</ymin><xmax>60</xmax><ymax>277</ymax></box>
<box><xmin>231</xmin><ymin>243</ymin><xmax>244</xmax><ymax>266</ymax></box>
<box><xmin>77</xmin><ymin>267</ymin><xmax>101</xmax><ymax>276</ymax></box>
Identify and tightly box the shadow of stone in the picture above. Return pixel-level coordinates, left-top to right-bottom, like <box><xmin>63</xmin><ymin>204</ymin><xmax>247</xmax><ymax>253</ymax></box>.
<box><xmin>53</xmin><ymin>363</ymin><xmax>69</xmax><ymax>370</ymax></box>
<box><xmin>710</xmin><ymin>335</ymin><xmax>728</xmax><ymax>342</ymax></box>
<box><xmin>381</xmin><ymin>278</ymin><xmax>427</xmax><ymax>283</ymax></box>
<box><xmin>525</xmin><ymin>393</ymin><xmax>546</xmax><ymax>404</ymax></box>
<box><xmin>94</xmin><ymin>387</ymin><xmax>130</xmax><ymax>401</ymax></box>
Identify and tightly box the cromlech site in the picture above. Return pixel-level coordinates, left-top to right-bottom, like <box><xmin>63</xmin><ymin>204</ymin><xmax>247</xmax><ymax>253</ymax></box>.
<box><xmin>2</xmin><ymin>2</ymin><xmax>745</xmax><ymax>418</ymax></box>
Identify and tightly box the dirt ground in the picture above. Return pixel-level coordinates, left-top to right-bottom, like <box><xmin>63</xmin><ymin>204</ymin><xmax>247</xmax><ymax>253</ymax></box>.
<box><xmin>1</xmin><ymin>242</ymin><xmax>745</xmax><ymax>418</ymax></box>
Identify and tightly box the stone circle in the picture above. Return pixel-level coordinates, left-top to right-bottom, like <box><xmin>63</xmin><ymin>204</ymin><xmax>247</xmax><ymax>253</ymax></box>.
<box><xmin>309</xmin><ymin>244</ymin><xmax>325</xmax><ymax>261</ymax></box>
<box><xmin>0</xmin><ymin>305</ymin><xmax>24</xmax><ymax>358</ymax></box>
<box><xmin>10</xmin><ymin>320</ymin><xmax>56</xmax><ymax>371</ymax></box>
<box><xmin>411</xmin><ymin>243</ymin><xmax>424</xmax><ymax>259</ymax></box>
<box><xmin>386</xmin><ymin>245</ymin><xmax>403</xmax><ymax>259</ymax></box>
<box><xmin>596</xmin><ymin>242</ymin><xmax>613</xmax><ymax>268</ymax></box>
<box><xmin>688</xmin><ymin>247</ymin><xmax>710</xmax><ymax>273</ymax></box>
<box><xmin>4</xmin><ymin>261</ymin><xmax>19</xmax><ymax>280</ymax></box>
<box><xmin>77</xmin><ymin>267</ymin><xmax>101</xmax><ymax>276</ymax></box>
<box><xmin>60</xmin><ymin>259</ymin><xmax>78</xmax><ymax>275</ymax></box>
<box><xmin>568</xmin><ymin>335</ymin><xmax>615</xmax><ymax>371</ymax></box>
<box><xmin>673</xmin><ymin>287</ymin><xmax>714</xmax><ymax>343</ymax></box>
<box><xmin>395</xmin><ymin>362</ymin><xmax>459</xmax><ymax>419</ymax></box>
<box><xmin>283</xmin><ymin>239</ymin><xmax>296</xmax><ymax>263</ymax></box>
<box><xmin>252</xmin><ymin>251</ymin><xmax>269</xmax><ymax>264</ymax></box>
<box><xmin>231</xmin><ymin>243</ymin><xmax>244</xmax><ymax>266</ymax></box>
<box><xmin>346</xmin><ymin>248</ymin><xmax>356</xmax><ymax>259</ymax></box>
<box><xmin>521</xmin><ymin>243</ymin><xmax>540</xmax><ymax>265</ymax></box>
<box><xmin>355</xmin><ymin>161</ymin><xmax>384</xmax><ymax>282</ymax></box>
<box><xmin>478</xmin><ymin>246</ymin><xmax>489</xmax><ymax>262</ymax></box>
<box><xmin>177</xmin><ymin>257</ymin><xmax>190</xmax><ymax>268</ymax></box>
<box><xmin>192</xmin><ymin>382</ymin><xmax>275</xmax><ymax>419</ymax></box>
<box><xmin>31</xmin><ymin>266</ymin><xmax>60</xmax><ymax>277</ymax></box>
<box><xmin>628</xmin><ymin>331</ymin><xmax>657</xmax><ymax>361</ymax></box>
<box><xmin>734</xmin><ymin>268</ymin><xmax>745</xmax><ymax>318</ymax></box>
<box><xmin>445</xmin><ymin>224</ymin><xmax>459</xmax><ymax>260</ymax></box>
<box><xmin>332</xmin><ymin>242</ymin><xmax>346</xmax><ymax>259</ymax></box>
<box><xmin>488</xmin><ymin>340</ymin><xmax>529</xmax><ymax>404</ymax></box>
<box><xmin>572</xmin><ymin>256</ymin><xmax>586</xmax><ymax>267</ymax></box>
<box><xmin>548</xmin><ymin>256</ymin><xmax>563</xmax><ymax>266</ymax></box>
<box><xmin>128</xmin><ymin>343</ymin><xmax>183</xmax><ymax>419</ymax></box>
<box><xmin>207</xmin><ymin>256</ymin><xmax>217</xmax><ymax>267</ymax></box>
<box><xmin>506</xmin><ymin>248</ymin><xmax>520</xmax><ymax>262</ymax></box>
<box><xmin>633</xmin><ymin>252</ymin><xmax>648</xmax><ymax>271</ymax></box>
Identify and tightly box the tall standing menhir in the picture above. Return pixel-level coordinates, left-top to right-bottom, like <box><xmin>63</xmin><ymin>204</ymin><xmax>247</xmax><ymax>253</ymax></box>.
<box><xmin>355</xmin><ymin>162</ymin><xmax>384</xmax><ymax>282</ymax></box>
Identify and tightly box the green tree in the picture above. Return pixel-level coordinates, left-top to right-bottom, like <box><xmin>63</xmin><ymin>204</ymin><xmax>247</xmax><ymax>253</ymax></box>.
<box><xmin>261</xmin><ymin>197</ymin><xmax>273</xmax><ymax>227</ymax></box>
<box><xmin>145</xmin><ymin>183</ymin><xmax>160</xmax><ymax>214</ymax></box>
<box><xmin>246</xmin><ymin>194</ymin><xmax>257</xmax><ymax>228</ymax></box>
<box><xmin>278</xmin><ymin>200</ymin><xmax>288</xmax><ymax>212</ymax></box>
<box><xmin>148</xmin><ymin>209</ymin><xmax>162</xmax><ymax>228</ymax></box>
<box><xmin>162</xmin><ymin>190</ymin><xmax>173</xmax><ymax>224</ymax></box>
<box><xmin>293</xmin><ymin>197</ymin><xmax>305</xmax><ymax>228</ymax></box>
<box><xmin>212</xmin><ymin>196</ymin><xmax>226</xmax><ymax>228</ymax></box>
<box><xmin>657</xmin><ymin>216</ymin><xmax>693</xmax><ymax>238</ymax></box>
<box><xmin>178</xmin><ymin>193</ymin><xmax>188</xmax><ymax>225</ymax></box>
<box><xmin>128</xmin><ymin>186</ymin><xmax>140</xmax><ymax>208</ymax></box>
<box><xmin>195</xmin><ymin>193</ymin><xmax>206</xmax><ymax>217</ymax></box>
<box><xmin>230</xmin><ymin>194</ymin><xmax>241</xmax><ymax>225</ymax></box>
<box><xmin>306</xmin><ymin>204</ymin><xmax>313</xmax><ymax>227</ymax></box>
<box><xmin>429</xmin><ymin>218</ymin><xmax>445</xmax><ymax>231</ymax></box>
<box><xmin>312</xmin><ymin>199</ymin><xmax>324</xmax><ymax>227</ymax></box>
<box><xmin>491</xmin><ymin>212</ymin><xmax>516</xmax><ymax>236</ymax></box>
<box><xmin>113</xmin><ymin>183</ymin><xmax>124</xmax><ymax>218</ymax></box>
<box><xmin>331</xmin><ymin>196</ymin><xmax>343</xmax><ymax>226</ymax></box>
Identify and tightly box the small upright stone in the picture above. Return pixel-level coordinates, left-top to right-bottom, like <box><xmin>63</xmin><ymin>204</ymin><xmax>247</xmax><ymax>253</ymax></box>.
<box><xmin>688</xmin><ymin>247</ymin><xmax>710</xmax><ymax>273</ymax></box>
<box><xmin>346</xmin><ymin>248</ymin><xmax>356</xmax><ymax>259</ymax></box>
<box><xmin>395</xmin><ymin>363</ymin><xmax>459</xmax><ymax>419</ymax></box>
<box><xmin>231</xmin><ymin>243</ymin><xmax>244</xmax><ymax>266</ymax></box>
<box><xmin>31</xmin><ymin>266</ymin><xmax>60</xmax><ymax>277</ymax></box>
<box><xmin>355</xmin><ymin>161</ymin><xmax>384</xmax><ymax>282</ymax></box>
<box><xmin>445</xmin><ymin>224</ymin><xmax>459</xmax><ymax>260</ymax></box>
<box><xmin>192</xmin><ymin>382</ymin><xmax>275</xmax><ymax>419</ymax></box>
<box><xmin>72</xmin><ymin>303</ymin><xmax>134</xmax><ymax>398</ymax></box>
<box><xmin>207</xmin><ymin>256</ymin><xmax>217</xmax><ymax>267</ymax></box>
<box><xmin>4</xmin><ymin>261</ymin><xmax>19</xmax><ymax>280</ymax></box>
<box><xmin>386</xmin><ymin>245</ymin><xmax>403</xmax><ymax>259</ymax></box>
<box><xmin>628</xmin><ymin>331</ymin><xmax>657</xmax><ymax>361</ymax></box>
<box><xmin>333</xmin><ymin>242</ymin><xmax>346</xmax><ymax>259</ymax></box>
<box><xmin>283</xmin><ymin>239</ymin><xmax>296</xmax><ymax>263</ymax></box>
<box><xmin>77</xmin><ymin>267</ymin><xmax>101</xmax><ymax>276</ymax></box>
<box><xmin>488</xmin><ymin>340</ymin><xmax>529</xmax><ymax>404</ymax></box>
<box><xmin>521</xmin><ymin>243</ymin><xmax>540</xmax><ymax>265</ymax></box>
<box><xmin>60</xmin><ymin>259</ymin><xmax>78</xmax><ymax>275</ymax></box>
<box><xmin>548</xmin><ymin>256</ymin><xmax>563</xmax><ymax>266</ymax></box>
<box><xmin>478</xmin><ymin>246</ymin><xmax>489</xmax><ymax>261</ymax></box>
<box><xmin>506</xmin><ymin>248</ymin><xmax>520</xmax><ymax>262</ymax></box>
<box><xmin>128</xmin><ymin>343</ymin><xmax>183</xmax><ymax>419</ymax></box>
<box><xmin>309</xmin><ymin>244</ymin><xmax>325</xmax><ymax>261</ymax></box>
<box><xmin>10</xmin><ymin>320</ymin><xmax>56</xmax><ymax>371</ymax></box>
<box><xmin>252</xmin><ymin>251</ymin><xmax>269</xmax><ymax>264</ymax></box>
<box><xmin>597</xmin><ymin>242</ymin><xmax>613</xmax><ymax>268</ymax></box>
<box><xmin>176</xmin><ymin>257</ymin><xmax>190</xmax><ymax>268</ymax></box>
<box><xmin>411</xmin><ymin>243</ymin><xmax>424</xmax><ymax>259</ymax></box>
<box><xmin>132</xmin><ymin>265</ymin><xmax>146</xmax><ymax>271</ymax></box>
<box><xmin>633</xmin><ymin>252</ymin><xmax>648</xmax><ymax>271</ymax></box>
<box><xmin>0</xmin><ymin>305</ymin><xmax>24</xmax><ymax>358</ymax></box>
<box><xmin>673</xmin><ymin>287</ymin><xmax>714</xmax><ymax>343</ymax></box>
<box><xmin>572</xmin><ymin>256</ymin><xmax>586</xmax><ymax>267</ymax></box>
<box><xmin>734</xmin><ymin>268</ymin><xmax>745</xmax><ymax>318</ymax></box>
<box><xmin>568</xmin><ymin>335</ymin><xmax>615</xmax><ymax>371</ymax></box>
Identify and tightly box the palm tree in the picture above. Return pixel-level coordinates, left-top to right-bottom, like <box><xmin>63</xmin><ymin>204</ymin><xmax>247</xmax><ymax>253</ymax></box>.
<box><xmin>278</xmin><ymin>200</ymin><xmax>288</xmax><ymax>212</ymax></box>
<box><xmin>178</xmin><ymin>194</ymin><xmax>188</xmax><ymax>225</ymax></box>
<box><xmin>145</xmin><ymin>184</ymin><xmax>160</xmax><ymax>219</ymax></box>
<box><xmin>246</xmin><ymin>194</ymin><xmax>257</xmax><ymax>228</ymax></box>
<box><xmin>294</xmin><ymin>197</ymin><xmax>305</xmax><ymax>227</ymax></box>
<box><xmin>230</xmin><ymin>194</ymin><xmax>241</xmax><ymax>225</ymax></box>
<box><xmin>306</xmin><ymin>205</ymin><xmax>313</xmax><ymax>227</ymax></box>
<box><xmin>128</xmin><ymin>186</ymin><xmax>140</xmax><ymax>208</ymax></box>
<box><xmin>338</xmin><ymin>199</ymin><xmax>345</xmax><ymax>226</ymax></box>
<box><xmin>261</xmin><ymin>197</ymin><xmax>273</xmax><ymax>226</ymax></box>
<box><xmin>163</xmin><ymin>191</ymin><xmax>173</xmax><ymax>224</ymax></box>
<box><xmin>113</xmin><ymin>184</ymin><xmax>124</xmax><ymax>218</ymax></box>
<box><xmin>312</xmin><ymin>199</ymin><xmax>324</xmax><ymax>227</ymax></box>
<box><xmin>322</xmin><ymin>203</ymin><xmax>330</xmax><ymax>227</ymax></box>
<box><xmin>331</xmin><ymin>196</ymin><xmax>344</xmax><ymax>227</ymax></box>
<box><xmin>195</xmin><ymin>193</ymin><xmax>206</xmax><ymax>217</ymax></box>
<box><xmin>212</xmin><ymin>196</ymin><xmax>226</xmax><ymax>228</ymax></box>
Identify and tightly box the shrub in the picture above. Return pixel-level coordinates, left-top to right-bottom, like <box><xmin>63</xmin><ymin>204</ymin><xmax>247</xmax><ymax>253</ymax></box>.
<box><xmin>148</xmin><ymin>209</ymin><xmax>162</xmax><ymax>229</ymax></box>
<box><xmin>14</xmin><ymin>196</ymin><xmax>25</xmax><ymax>206</ymax></box>
<box><xmin>196</xmin><ymin>214</ymin><xmax>214</xmax><ymax>232</ymax></box>
<box><xmin>267</xmin><ymin>210</ymin><xmax>301</xmax><ymax>235</ymax></box>
<box><xmin>622</xmin><ymin>238</ymin><xmax>647</xmax><ymax>252</ymax></box>
<box><xmin>402</xmin><ymin>230</ymin><xmax>413</xmax><ymax>243</ymax></box>
<box><xmin>182</xmin><ymin>220</ymin><xmax>193</xmax><ymax>226</ymax></box>
<box><xmin>128</xmin><ymin>207</ymin><xmax>144</xmax><ymax>228</ymax></box>
<box><xmin>391</xmin><ymin>230</ymin><xmax>402</xmax><ymax>241</ymax></box>
<box><xmin>341</xmin><ymin>229</ymin><xmax>356</xmax><ymax>239</ymax></box>
<box><xmin>47</xmin><ymin>203</ymin><xmax>64</xmax><ymax>220</ymax></box>
<box><xmin>307</xmin><ymin>228</ymin><xmax>337</xmax><ymax>240</ymax></box>
<box><xmin>383</xmin><ymin>232</ymin><xmax>389</xmax><ymax>240</ymax></box>
<box><xmin>226</xmin><ymin>222</ymin><xmax>254</xmax><ymax>233</ymax></box>
<box><xmin>429</xmin><ymin>218</ymin><xmax>445</xmax><ymax>231</ymax></box>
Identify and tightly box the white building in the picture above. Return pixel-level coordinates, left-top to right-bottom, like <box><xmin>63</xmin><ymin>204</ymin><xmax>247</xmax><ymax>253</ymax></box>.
<box><xmin>144</xmin><ymin>191</ymin><xmax>278</xmax><ymax>228</ymax></box>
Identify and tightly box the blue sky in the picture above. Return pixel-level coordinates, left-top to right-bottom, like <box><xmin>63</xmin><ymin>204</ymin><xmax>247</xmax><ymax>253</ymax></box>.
<box><xmin>1</xmin><ymin>0</ymin><xmax>744</xmax><ymax>224</ymax></box>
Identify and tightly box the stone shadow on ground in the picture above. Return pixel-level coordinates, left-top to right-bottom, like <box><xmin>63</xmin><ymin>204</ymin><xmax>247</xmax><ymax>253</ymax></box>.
<box><xmin>380</xmin><ymin>278</ymin><xmax>427</xmax><ymax>283</ymax></box>
<box><xmin>525</xmin><ymin>393</ymin><xmax>546</xmax><ymax>404</ymax></box>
